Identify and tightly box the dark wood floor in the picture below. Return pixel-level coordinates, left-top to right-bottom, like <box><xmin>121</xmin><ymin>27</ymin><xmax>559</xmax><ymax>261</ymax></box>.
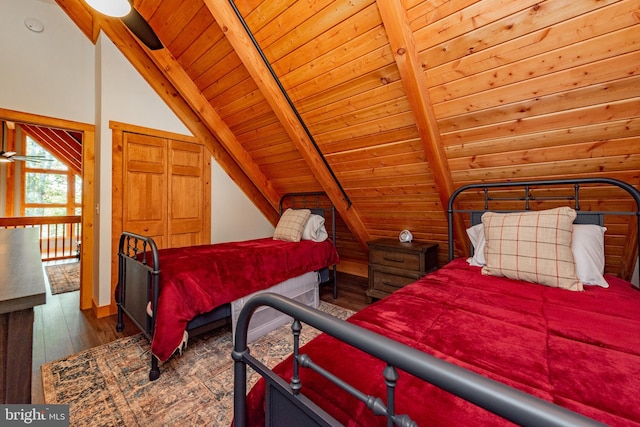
<box><xmin>31</xmin><ymin>270</ymin><xmax>368</xmax><ymax>403</ymax></box>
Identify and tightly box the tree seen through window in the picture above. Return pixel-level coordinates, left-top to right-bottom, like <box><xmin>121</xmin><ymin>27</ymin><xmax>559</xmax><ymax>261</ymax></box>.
<box><xmin>23</xmin><ymin>136</ymin><xmax>82</xmax><ymax>217</ymax></box>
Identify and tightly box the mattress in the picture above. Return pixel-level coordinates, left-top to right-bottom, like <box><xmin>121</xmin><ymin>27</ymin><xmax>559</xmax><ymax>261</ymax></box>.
<box><xmin>246</xmin><ymin>258</ymin><xmax>640</xmax><ymax>426</ymax></box>
<box><xmin>231</xmin><ymin>271</ymin><xmax>320</xmax><ymax>343</ymax></box>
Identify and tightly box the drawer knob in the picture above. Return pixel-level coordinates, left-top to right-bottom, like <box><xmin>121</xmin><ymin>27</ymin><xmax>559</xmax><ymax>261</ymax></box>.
<box><xmin>383</xmin><ymin>256</ymin><xmax>405</xmax><ymax>263</ymax></box>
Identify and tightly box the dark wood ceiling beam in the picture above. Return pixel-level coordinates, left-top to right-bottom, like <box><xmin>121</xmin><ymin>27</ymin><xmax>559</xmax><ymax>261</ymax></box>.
<box><xmin>205</xmin><ymin>0</ymin><xmax>371</xmax><ymax>250</ymax></box>
<box><xmin>376</xmin><ymin>0</ymin><xmax>469</xmax><ymax>256</ymax></box>
<box><xmin>54</xmin><ymin>0</ymin><xmax>280</xmax><ymax>225</ymax></box>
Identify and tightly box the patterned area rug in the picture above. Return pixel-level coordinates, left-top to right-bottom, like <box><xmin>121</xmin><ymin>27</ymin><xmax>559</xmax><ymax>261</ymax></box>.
<box><xmin>41</xmin><ymin>301</ymin><xmax>353</xmax><ymax>426</ymax></box>
<box><xmin>45</xmin><ymin>262</ymin><xmax>80</xmax><ymax>295</ymax></box>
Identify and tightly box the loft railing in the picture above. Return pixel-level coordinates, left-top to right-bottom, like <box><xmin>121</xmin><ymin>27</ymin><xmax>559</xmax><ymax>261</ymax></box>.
<box><xmin>0</xmin><ymin>215</ymin><xmax>81</xmax><ymax>261</ymax></box>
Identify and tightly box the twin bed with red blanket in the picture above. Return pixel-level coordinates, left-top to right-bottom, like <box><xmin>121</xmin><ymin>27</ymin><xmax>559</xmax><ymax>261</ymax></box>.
<box><xmin>233</xmin><ymin>178</ymin><xmax>640</xmax><ymax>426</ymax></box>
<box><xmin>115</xmin><ymin>192</ymin><xmax>338</xmax><ymax>380</ymax></box>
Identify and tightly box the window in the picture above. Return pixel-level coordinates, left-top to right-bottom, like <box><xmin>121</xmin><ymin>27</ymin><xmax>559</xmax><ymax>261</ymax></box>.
<box><xmin>22</xmin><ymin>136</ymin><xmax>82</xmax><ymax>217</ymax></box>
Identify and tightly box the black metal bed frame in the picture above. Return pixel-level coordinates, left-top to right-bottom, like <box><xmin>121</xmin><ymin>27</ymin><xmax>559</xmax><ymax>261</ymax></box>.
<box><xmin>115</xmin><ymin>192</ymin><xmax>338</xmax><ymax>381</ymax></box>
<box><xmin>232</xmin><ymin>177</ymin><xmax>640</xmax><ymax>426</ymax></box>
<box><xmin>447</xmin><ymin>177</ymin><xmax>640</xmax><ymax>263</ymax></box>
<box><xmin>279</xmin><ymin>191</ymin><xmax>338</xmax><ymax>299</ymax></box>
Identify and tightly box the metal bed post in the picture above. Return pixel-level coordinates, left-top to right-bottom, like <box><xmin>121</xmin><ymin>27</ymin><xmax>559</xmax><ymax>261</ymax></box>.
<box><xmin>279</xmin><ymin>192</ymin><xmax>339</xmax><ymax>299</ymax></box>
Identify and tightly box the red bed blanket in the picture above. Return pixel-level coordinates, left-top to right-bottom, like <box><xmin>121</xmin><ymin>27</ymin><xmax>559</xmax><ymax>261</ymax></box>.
<box><xmin>151</xmin><ymin>237</ymin><xmax>338</xmax><ymax>362</ymax></box>
<box><xmin>246</xmin><ymin>258</ymin><xmax>640</xmax><ymax>426</ymax></box>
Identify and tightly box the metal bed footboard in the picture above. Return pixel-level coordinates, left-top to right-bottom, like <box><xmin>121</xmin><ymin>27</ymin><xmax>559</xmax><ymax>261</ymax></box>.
<box><xmin>232</xmin><ymin>293</ymin><xmax>605</xmax><ymax>427</ymax></box>
<box><xmin>115</xmin><ymin>231</ymin><xmax>163</xmax><ymax>380</ymax></box>
<box><xmin>116</xmin><ymin>192</ymin><xmax>339</xmax><ymax>381</ymax></box>
<box><xmin>115</xmin><ymin>231</ymin><xmax>232</xmax><ymax>380</ymax></box>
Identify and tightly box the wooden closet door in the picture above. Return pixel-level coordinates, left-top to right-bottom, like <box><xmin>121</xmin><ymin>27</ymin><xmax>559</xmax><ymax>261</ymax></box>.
<box><xmin>168</xmin><ymin>140</ymin><xmax>209</xmax><ymax>247</ymax></box>
<box><xmin>122</xmin><ymin>132</ymin><xmax>168</xmax><ymax>248</ymax></box>
<box><xmin>111</xmin><ymin>123</ymin><xmax>211</xmax><ymax>314</ymax></box>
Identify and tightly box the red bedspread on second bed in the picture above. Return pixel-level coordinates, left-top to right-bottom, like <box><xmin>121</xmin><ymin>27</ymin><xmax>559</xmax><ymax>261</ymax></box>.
<box><xmin>246</xmin><ymin>258</ymin><xmax>640</xmax><ymax>426</ymax></box>
<box><xmin>151</xmin><ymin>237</ymin><xmax>338</xmax><ymax>361</ymax></box>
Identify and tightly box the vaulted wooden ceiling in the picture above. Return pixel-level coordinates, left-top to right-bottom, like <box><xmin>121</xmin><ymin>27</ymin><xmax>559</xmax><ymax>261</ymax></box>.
<box><xmin>54</xmin><ymin>0</ymin><xmax>640</xmax><ymax>273</ymax></box>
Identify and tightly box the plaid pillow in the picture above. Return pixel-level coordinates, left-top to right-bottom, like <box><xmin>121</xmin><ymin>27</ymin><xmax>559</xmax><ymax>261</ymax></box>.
<box><xmin>273</xmin><ymin>209</ymin><xmax>311</xmax><ymax>242</ymax></box>
<box><xmin>481</xmin><ymin>207</ymin><xmax>582</xmax><ymax>291</ymax></box>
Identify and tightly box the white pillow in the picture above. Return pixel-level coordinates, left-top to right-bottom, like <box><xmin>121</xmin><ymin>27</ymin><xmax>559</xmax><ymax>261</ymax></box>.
<box><xmin>466</xmin><ymin>223</ymin><xmax>486</xmax><ymax>267</ymax></box>
<box><xmin>572</xmin><ymin>224</ymin><xmax>608</xmax><ymax>287</ymax></box>
<box><xmin>302</xmin><ymin>214</ymin><xmax>328</xmax><ymax>242</ymax></box>
<box><xmin>466</xmin><ymin>222</ymin><xmax>608</xmax><ymax>287</ymax></box>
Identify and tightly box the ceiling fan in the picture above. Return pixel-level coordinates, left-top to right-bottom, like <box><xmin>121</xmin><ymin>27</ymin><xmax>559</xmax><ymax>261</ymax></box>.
<box><xmin>0</xmin><ymin>122</ymin><xmax>51</xmax><ymax>164</ymax></box>
<box><xmin>85</xmin><ymin>0</ymin><xmax>163</xmax><ymax>51</ymax></box>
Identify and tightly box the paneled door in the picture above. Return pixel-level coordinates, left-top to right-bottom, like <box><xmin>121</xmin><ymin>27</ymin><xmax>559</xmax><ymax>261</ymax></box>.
<box><xmin>122</xmin><ymin>132</ymin><xmax>168</xmax><ymax>247</ymax></box>
<box><xmin>167</xmin><ymin>140</ymin><xmax>208</xmax><ymax>247</ymax></box>
<box><xmin>111</xmin><ymin>123</ymin><xmax>211</xmax><ymax>313</ymax></box>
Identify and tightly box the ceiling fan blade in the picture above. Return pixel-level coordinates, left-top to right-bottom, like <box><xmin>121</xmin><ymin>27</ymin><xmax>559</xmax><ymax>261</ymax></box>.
<box><xmin>121</xmin><ymin>7</ymin><xmax>163</xmax><ymax>50</ymax></box>
<box><xmin>11</xmin><ymin>155</ymin><xmax>52</xmax><ymax>162</ymax></box>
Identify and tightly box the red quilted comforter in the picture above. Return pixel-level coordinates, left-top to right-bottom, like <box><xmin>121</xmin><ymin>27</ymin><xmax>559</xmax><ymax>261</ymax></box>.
<box><xmin>246</xmin><ymin>258</ymin><xmax>640</xmax><ymax>426</ymax></box>
<box><xmin>151</xmin><ymin>237</ymin><xmax>338</xmax><ymax>361</ymax></box>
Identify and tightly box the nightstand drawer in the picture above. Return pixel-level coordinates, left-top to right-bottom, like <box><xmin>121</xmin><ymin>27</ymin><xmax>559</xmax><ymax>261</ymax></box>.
<box><xmin>366</xmin><ymin>238</ymin><xmax>439</xmax><ymax>303</ymax></box>
<box><xmin>369</xmin><ymin>268</ymin><xmax>423</xmax><ymax>294</ymax></box>
<box><xmin>370</xmin><ymin>248</ymin><xmax>422</xmax><ymax>272</ymax></box>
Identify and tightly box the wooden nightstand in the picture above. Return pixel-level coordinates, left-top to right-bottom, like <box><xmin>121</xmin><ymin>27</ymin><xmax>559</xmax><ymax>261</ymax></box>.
<box><xmin>366</xmin><ymin>238</ymin><xmax>439</xmax><ymax>303</ymax></box>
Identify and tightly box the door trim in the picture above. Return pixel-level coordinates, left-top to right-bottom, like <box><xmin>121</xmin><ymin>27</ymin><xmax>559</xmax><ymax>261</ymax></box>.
<box><xmin>0</xmin><ymin>108</ymin><xmax>95</xmax><ymax>310</ymax></box>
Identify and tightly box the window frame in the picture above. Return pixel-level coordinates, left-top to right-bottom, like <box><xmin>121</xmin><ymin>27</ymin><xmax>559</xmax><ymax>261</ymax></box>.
<box><xmin>20</xmin><ymin>134</ymin><xmax>81</xmax><ymax>217</ymax></box>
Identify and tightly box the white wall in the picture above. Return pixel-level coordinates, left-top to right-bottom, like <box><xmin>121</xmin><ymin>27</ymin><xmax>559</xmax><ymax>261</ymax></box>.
<box><xmin>0</xmin><ymin>0</ymin><xmax>94</xmax><ymax>122</ymax></box>
<box><xmin>211</xmin><ymin>161</ymin><xmax>274</xmax><ymax>243</ymax></box>
<box><xmin>0</xmin><ymin>0</ymin><xmax>274</xmax><ymax>308</ymax></box>
<box><xmin>95</xmin><ymin>34</ymin><xmax>194</xmax><ymax>305</ymax></box>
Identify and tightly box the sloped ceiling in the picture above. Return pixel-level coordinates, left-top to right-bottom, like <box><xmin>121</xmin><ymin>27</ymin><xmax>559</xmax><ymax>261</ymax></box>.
<box><xmin>20</xmin><ymin>123</ymin><xmax>83</xmax><ymax>174</ymax></box>
<box><xmin>55</xmin><ymin>0</ymin><xmax>640</xmax><ymax>272</ymax></box>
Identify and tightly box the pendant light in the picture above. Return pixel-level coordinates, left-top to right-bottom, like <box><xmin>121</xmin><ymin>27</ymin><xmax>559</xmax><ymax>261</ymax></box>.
<box><xmin>84</xmin><ymin>0</ymin><xmax>131</xmax><ymax>18</ymax></box>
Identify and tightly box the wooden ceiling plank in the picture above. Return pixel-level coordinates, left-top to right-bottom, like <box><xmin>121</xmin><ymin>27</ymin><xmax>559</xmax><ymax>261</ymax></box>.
<box><xmin>148</xmin><ymin>1</ymin><xmax>202</xmax><ymax>47</ymax></box>
<box><xmin>435</xmin><ymin>50</ymin><xmax>640</xmax><ymax>116</ymax></box>
<box><xmin>439</xmin><ymin>76</ymin><xmax>640</xmax><ymax>135</ymax></box>
<box><xmin>424</xmin><ymin>0</ymin><xmax>634</xmax><ymax>84</ymax></box>
<box><xmin>56</xmin><ymin>0</ymin><xmax>279</xmax><ymax>224</ymax></box>
<box><xmin>445</xmin><ymin>118</ymin><xmax>640</xmax><ymax>160</ymax></box>
<box><xmin>146</xmin><ymin>47</ymin><xmax>282</xmax><ymax>208</ymax></box>
<box><xmin>205</xmin><ymin>0</ymin><xmax>371</xmax><ymax>249</ymax></box>
<box><xmin>443</xmin><ymin>97</ymin><xmax>640</xmax><ymax>148</ymax></box>
<box><xmin>271</xmin><ymin>3</ymin><xmax>382</xmax><ymax>79</ymax></box>
<box><xmin>431</xmin><ymin>25</ymin><xmax>640</xmax><ymax>106</ymax></box>
<box><xmin>376</xmin><ymin>0</ymin><xmax>469</xmax><ymax>256</ymax></box>
<box><xmin>167</xmin><ymin>5</ymin><xmax>211</xmax><ymax>57</ymax></box>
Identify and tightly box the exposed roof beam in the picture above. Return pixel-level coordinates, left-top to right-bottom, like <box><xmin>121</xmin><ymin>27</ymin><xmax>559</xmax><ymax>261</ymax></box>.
<box><xmin>55</xmin><ymin>0</ymin><xmax>279</xmax><ymax>224</ymax></box>
<box><xmin>205</xmin><ymin>0</ymin><xmax>371</xmax><ymax>249</ymax></box>
<box><xmin>146</xmin><ymin>48</ymin><xmax>282</xmax><ymax>210</ymax></box>
<box><xmin>376</xmin><ymin>0</ymin><xmax>469</xmax><ymax>256</ymax></box>
<box><xmin>20</xmin><ymin>124</ymin><xmax>82</xmax><ymax>174</ymax></box>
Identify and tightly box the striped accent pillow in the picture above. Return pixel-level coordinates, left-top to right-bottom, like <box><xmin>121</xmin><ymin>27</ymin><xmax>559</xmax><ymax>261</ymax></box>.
<box><xmin>481</xmin><ymin>207</ymin><xmax>582</xmax><ymax>291</ymax></box>
<box><xmin>273</xmin><ymin>208</ymin><xmax>311</xmax><ymax>242</ymax></box>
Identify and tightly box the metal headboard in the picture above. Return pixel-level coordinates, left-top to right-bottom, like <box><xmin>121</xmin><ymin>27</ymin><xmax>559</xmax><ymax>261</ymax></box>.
<box><xmin>447</xmin><ymin>178</ymin><xmax>640</xmax><ymax>264</ymax></box>
<box><xmin>279</xmin><ymin>192</ymin><xmax>338</xmax><ymax>299</ymax></box>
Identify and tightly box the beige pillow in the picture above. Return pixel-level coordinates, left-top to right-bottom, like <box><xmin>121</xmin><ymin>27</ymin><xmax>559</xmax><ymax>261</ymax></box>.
<box><xmin>273</xmin><ymin>209</ymin><xmax>311</xmax><ymax>242</ymax></box>
<box><xmin>481</xmin><ymin>207</ymin><xmax>582</xmax><ymax>291</ymax></box>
